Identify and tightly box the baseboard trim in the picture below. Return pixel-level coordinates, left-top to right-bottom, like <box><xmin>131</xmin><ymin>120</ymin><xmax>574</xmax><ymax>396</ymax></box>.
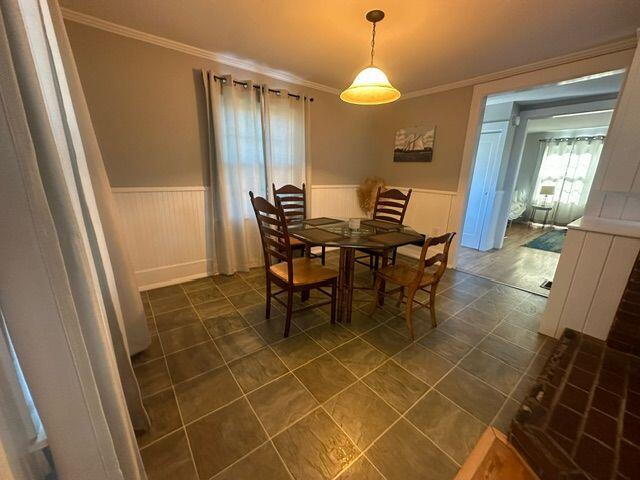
<box><xmin>136</xmin><ymin>259</ymin><xmax>213</xmax><ymax>291</ymax></box>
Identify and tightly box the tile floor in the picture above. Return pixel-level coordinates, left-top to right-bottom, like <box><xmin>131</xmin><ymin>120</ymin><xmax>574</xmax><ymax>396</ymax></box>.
<box><xmin>134</xmin><ymin>251</ymin><xmax>555</xmax><ymax>480</ymax></box>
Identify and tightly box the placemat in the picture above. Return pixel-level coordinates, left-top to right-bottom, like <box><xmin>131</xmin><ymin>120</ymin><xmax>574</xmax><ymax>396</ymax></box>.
<box><xmin>367</xmin><ymin>232</ymin><xmax>420</xmax><ymax>247</ymax></box>
<box><xmin>294</xmin><ymin>228</ymin><xmax>345</xmax><ymax>243</ymax></box>
<box><xmin>302</xmin><ymin>217</ymin><xmax>343</xmax><ymax>226</ymax></box>
<box><xmin>361</xmin><ymin>219</ymin><xmax>402</xmax><ymax>230</ymax></box>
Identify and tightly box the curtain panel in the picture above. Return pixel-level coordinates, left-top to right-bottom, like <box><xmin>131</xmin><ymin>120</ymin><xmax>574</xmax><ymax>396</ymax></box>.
<box><xmin>202</xmin><ymin>71</ymin><xmax>310</xmax><ymax>274</ymax></box>
<box><xmin>533</xmin><ymin>136</ymin><xmax>605</xmax><ymax>225</ymax></box>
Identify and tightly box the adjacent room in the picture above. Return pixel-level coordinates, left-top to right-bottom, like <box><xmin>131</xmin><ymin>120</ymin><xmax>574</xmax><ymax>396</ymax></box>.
<box><xmin>458</xmin><ymin>71</ymin><xmax>622</xmax><ymax>295</ymax></box>
<box><xmin>2</xmin><ymin>2</ymin><xmax>640</xmax><ymax>480</ymax></box>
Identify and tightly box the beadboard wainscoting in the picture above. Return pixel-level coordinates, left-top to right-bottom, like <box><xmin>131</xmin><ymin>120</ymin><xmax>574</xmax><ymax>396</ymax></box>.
<box><xmin>112</xmin><ymin>185</ymin><xmax>456</xmax><ymax>290</ymax></box>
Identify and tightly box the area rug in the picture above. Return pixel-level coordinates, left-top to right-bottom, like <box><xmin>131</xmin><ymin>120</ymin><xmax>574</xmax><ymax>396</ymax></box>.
<box><xmin>524</xmin><ymin>229</ymin><xmax>566</xmax><ymax>253</ymax></box>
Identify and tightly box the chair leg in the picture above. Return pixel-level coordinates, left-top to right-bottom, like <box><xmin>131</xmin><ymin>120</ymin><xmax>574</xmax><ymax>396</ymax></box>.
<box><xmin>284</xmin><ymin>290</ymin><xmax>293</xmax><ymax>337</ymax></box>
<box><xmin>396</xmin><ymin>287</ymin><xmax>405</xmax><ymax>308</ymax></box>
<box><xmin>369</xmin><ymin>254</ymin><xmax>374</xmax><ymax>271</ymax></box>
<box><xmin>374</xmin><ymin>254</ymin><xmax>379</xmax><ymax>271</ymax></box>
<box><xmin>321</xmin><ymin>246</ymin><xmax>326</xmax><ymax>266</ymax></box>
<box><xmin>392</xmin><ymin>248</ymin><xmax>398</xmax><ymax>265</ymax></box>
<box><xmin>330</xmin><ymin>280</ymin><xmax>337</xmax><ymax>324</ymax></box>
<box><xmin>405</xmin><ymin>288</ymin><xmax>416</xmax><ymax>340</ymax></box>
<box><xmin>429</xmin><ymin>287</ymin><xmax>438</xmax><ymax>328</ymax></box>
<box><xmin>265</xmin><ymin>278</ymin><xmax>271</xmax><ymax>320</ymax></box>
<box><xmin>373</xmin><ymin>274</ymin><xmax>384</xmax><ymax>309</ymax></box>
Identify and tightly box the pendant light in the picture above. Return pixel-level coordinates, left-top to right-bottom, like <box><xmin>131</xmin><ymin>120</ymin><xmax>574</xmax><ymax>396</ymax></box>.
<box><xmin>340</xmin><ymin>10</ymin><xmax>400</xmax><ymax>105</ymax></box>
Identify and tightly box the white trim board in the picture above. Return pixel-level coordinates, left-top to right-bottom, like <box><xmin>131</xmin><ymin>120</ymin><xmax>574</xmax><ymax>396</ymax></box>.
<box><xmin>62</xmin><ymin>7</ymin><xmax>636</xmax><ymax>101</ymax></box>
<box><xmin>61</xmin><ymin>8</ymin><xmax>340</xmax><ymax>95</ymax></box>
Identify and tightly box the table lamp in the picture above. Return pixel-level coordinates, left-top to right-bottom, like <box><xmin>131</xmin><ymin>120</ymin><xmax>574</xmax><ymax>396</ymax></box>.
<box><xmin>539</xmin><ymin>185</ymin><xmax>555</xmax><ymax>206</ymax></box>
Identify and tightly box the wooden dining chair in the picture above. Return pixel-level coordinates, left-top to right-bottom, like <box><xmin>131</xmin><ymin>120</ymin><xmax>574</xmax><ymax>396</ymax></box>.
<box><xmin>356</xmin><ymin>187</ymin><xmax>413</xmax><ymax>270</ymax></box>
<box><xmin>371</xmin><ymin>232</ymin><xmax>456</xmax><ymax>340</ymax></box>
<box><xmin>272</xmin><ymin>183</ymin><xmax>326</xmax><ymax>264</ymax></box>
<box><xmin>250</xmin><ymin>191</ymin><xmax>338</xmax><ymax>337</ymax></box>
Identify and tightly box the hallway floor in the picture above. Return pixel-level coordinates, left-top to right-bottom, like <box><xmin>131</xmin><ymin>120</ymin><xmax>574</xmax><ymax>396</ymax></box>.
<box><xmin>456</xmin><ymin>222</ymin><xmax>561</xmax><ymax>296</ymax></box>
<box><xmin>134</xmin><ymin>252</ymin><xmax>555</xmax><ymax>480</ymax></box>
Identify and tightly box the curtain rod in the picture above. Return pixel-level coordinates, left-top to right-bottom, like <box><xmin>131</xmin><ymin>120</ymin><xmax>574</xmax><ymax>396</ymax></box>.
<box><xmin>539</xmin><ymin>135</ymin><xmax>605</xmax><ymax>142</ymax></box>
<box><xmin>212</xmin><ymin>75</ymin><xmax>314</xmax><ymax>102</ymax></box>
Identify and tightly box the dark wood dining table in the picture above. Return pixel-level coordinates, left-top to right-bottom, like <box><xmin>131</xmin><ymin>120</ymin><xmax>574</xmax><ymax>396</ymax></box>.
<box><xmin>289</xmin><ymin>217</ymin><xmax>424</xmax><ymax>324</ymax></box>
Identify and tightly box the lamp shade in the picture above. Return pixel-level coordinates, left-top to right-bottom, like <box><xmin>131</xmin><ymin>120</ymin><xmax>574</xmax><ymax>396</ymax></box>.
<box><xmin>539</xmin><ymin>185</ymin><xmax>556</xmax><ymax>196</ymax></box>
<box><xmin>340</xmin><ymin>66</ymin><xmax>401</xmax><ymax>105</ymax></box>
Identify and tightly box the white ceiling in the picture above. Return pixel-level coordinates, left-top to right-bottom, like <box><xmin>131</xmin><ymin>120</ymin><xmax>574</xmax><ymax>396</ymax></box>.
<box><xmin>527</xmin><ymin>111</ymin><xmax>613</xmax><ymax>133</ymax></box>
<box><xmin>60</xmin><ymin>0</ymin><xmax>640</xmax><ymax>94</ymax></box>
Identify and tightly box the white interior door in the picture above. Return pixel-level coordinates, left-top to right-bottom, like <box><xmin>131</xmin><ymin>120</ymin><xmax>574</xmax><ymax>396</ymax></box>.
<box><xmin>462</xmin><ymin>122</ymin><xmax>508</xmax><ymax>250</ymax></box>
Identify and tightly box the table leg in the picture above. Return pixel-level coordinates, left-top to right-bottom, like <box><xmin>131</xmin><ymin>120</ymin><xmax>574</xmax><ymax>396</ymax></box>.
<box><xmin>337</xmin><ymin>247</ymin><xmax>355</xmax><ymax>323</ymax></box>
<box><xmin>301</xmin><ymin>242</ymin><xmax>311</xmax><ymax>302</ymax></box>
<box><xmin>377</xmin><ymin>249</ymin><xmax>389</xmax><ymax>306</ymax></box>
<box><xmin>543</xmin><ymin>209</ymin><xmax>549</xmax><ymax>227</ymax></box>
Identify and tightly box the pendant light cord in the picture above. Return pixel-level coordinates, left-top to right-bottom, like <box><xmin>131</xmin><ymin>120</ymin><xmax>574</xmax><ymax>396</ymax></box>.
<box><xmin>370</xmin><ymin>21</ymin><xmax>377</xmax><ymax>65</ymax></box>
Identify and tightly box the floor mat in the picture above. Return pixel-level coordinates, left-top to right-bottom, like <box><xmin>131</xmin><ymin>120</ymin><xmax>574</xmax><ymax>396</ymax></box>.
<box><xmin>523</xmin><ymin>229</ymin><xmax>566</xmax><ymax>253</ymax></box>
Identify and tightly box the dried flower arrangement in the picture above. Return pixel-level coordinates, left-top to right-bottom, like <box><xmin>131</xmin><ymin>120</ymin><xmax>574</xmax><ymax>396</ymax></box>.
<box><xmin>357</xmin><ymin>177</ymin><xmax>386</xmax><ymax>216</ymax></box>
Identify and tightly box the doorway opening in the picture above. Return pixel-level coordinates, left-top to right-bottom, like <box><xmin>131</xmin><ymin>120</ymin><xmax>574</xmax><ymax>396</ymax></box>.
<box><xmin>457</xmin><ymin>69</ymin><xmax>624</xmax><ymax>296</ymax></box>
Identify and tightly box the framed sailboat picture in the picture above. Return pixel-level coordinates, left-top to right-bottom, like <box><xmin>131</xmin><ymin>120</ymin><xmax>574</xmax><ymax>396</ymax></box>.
<box><xmin>393</xmin><ymin>125</ymin><xmax>436</xmax><ymax>162</ymax></box>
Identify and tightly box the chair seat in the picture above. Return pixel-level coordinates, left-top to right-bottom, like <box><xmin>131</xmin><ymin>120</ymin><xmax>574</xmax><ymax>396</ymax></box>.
<box><xmin>270</xmin><ymin>258</ymin><xmax>337</xmax><ymax>286</ymax></box>
<box><xmin>290</xmin><ymin>237</ymin><xmax>305</xmax><ymax>248</ymax></box>
<box><xmin>378</xmin><ymin>264</ymin><xmax>434</xmax><ymax>287</ymax></box>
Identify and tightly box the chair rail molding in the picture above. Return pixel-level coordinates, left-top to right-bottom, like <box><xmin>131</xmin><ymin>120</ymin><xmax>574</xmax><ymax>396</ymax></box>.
<box><xmin>112</xmin><ymin>184</ymin><xmax>456</xmax><ymax>289</ymax></box>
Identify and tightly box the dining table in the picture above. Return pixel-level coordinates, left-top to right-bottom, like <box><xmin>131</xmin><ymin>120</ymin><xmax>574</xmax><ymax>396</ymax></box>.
<box><xmin>289</xmin><ymin>217</ymin><xmax>425</xmax><ymax>324</ymax></box>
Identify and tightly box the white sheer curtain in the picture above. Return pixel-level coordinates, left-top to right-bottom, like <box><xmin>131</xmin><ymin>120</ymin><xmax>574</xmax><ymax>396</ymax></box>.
<box><xmin>532</xmin><ymin>136</ymin><xmax>605</xmax><ymax>225</ymax></box>
<box><xmin>202</xmin><ymin>72</ymin><xmax>309</xmax><ymax>274</ymax></box>
<box><xmin>261</xmin><ymin>88</ymin><xmax>308</xmax><ymax>197</ymax></box>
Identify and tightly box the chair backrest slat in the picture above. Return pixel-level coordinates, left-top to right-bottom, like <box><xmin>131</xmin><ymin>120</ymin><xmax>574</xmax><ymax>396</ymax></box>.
<box><xmin>373</xmin><ymin>187</ymin><xmax>412</xmax><ymax>224</ymax></box>
<box><xmin>418</xmin><ymin>232</ymin><xmax>456</xmax><ymax>284</ymax></box>
<box><xmin>250</xmin><ymin>192</ymin><xmax>294</xmax><ymax>281</ymax></box>
<box><xmin>272</xmin><ymin>183</ymin><xmax>307</xmax><ymax>227</ymax></box>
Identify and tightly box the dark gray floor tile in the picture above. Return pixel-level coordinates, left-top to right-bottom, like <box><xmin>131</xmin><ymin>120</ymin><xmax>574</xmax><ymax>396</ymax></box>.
<box><xmin>419</xmin><ymin>330</ymin><xmax>473</xmax><ymax>363</ymax></box>
<box><xmin>436</xmin><ymin>367</ymin><xmax>506</xmax><ymax>424</ymax></box>
<box><xmin>253</xmin><ymin>317</ymin><xmax>301</xmax><ymax>344</ymax></box>
<box><xmin>292</xmin><ymin>308</ymin><xmax>330</xmax><ymax>330</ymax></box>
<box><xmin>368</xmin><ymin>419</ymin><xmax>458</xmax><ymax>480</ymax></box>
<box><xmin>307</xmin><ymin>323</ymin><xmax>355</xmax><ymax>350</ymax></box>
<box><xmin>227</xmin><ymin>290</ymin><xmax>264</xmax><ymax>309</ymax></box>
<box><xmin>325</xmin><ymin>382</ymin><xmax>399</xmax><ymax>449</ymax></box>
<box><xmin>503</xmin><ymin>309</ymin><xmax>541</xmax><ymax>333</ymax></box>
<box><xmin>343</xmin><ymin>310</ymin><xmax>383</xmax><ymax>335</ymax></box>
<box><xmin>440</xmin><ymin>287</ymin><xmax>479</xmax><ymax>306</ymax></box>
<box><xmin>273</xmin><ymin>409</ymin><xmax>359</xmax><ymax>480</ymax></box>
<box><xmin>238</xmin><ymin>303</ymin><xmax>283</xmax><ymax>325</ymax></box>
<box><xmin>194</xmin><ymin>298</ymin><xmax>234</xmax><ymax>319</ymax></box>
<box><xmin>175</xmin><ymin>366</ymin><xmax>242</xmax><ymax>423</ymax></box>
<box><xmin>515</xmin><ymin>297</ymin><xmax>546</xmax><ymax>317</ymax></box>
<box><xmin>336</xmin><ymin>456</ymin><xmax>383</xmax><ymax>480</ymax></box>
<box><xmin>511</xmin><ymin>374</ymin><xmax>537</xmax><ymax>402</ymax></box>
<box><xmin>332</xmin><ymin>338</ymin><xmax>388</xmax><ymax>378</ymax></box>
<box><xmin>137</xmin><ymin>389</ymin><xmax>182</xmax><ymax>448</ymax></box>
<box><xmin>384</xmin><ymin>314</ymin><xmax>435</xmax><ymax>340</ymax></box>
<box><xmin>493</xmin><ymin>322</ymin><xmax>547</xmax><ymax>352</ymax></box>
<box><xmin>166</xmin><ymin>341</ymin><xmax>224</xmax><ymax>383</ymax></box>
<box><xmin>492</xmin><ymin>398</ymin><xmax>521</xmax><ymax>434</ymax></box>
<box><xmin>271</xmin><ymin>334</ymin><xmax>325</xmax><ymax>370</ymax></box>
<box><xmin>363</xmin><ymin>361</ymin><xmax>428</xmax><ymax>413</ymax></box>
<box><xmin>132</xmin><ymin>335</ymin><xmax>163</xmax><ymax>366</ymax></box>
<box><xmin>439</xmin><ymin>316</ymin><xmax>487</xmax><ymax>345</ymax></box>
<box><xmin>294</xmin><ymin>354</ymin><xmax>357</xmax><ymax>403</ymax></box>
<box><xmin>147</xmin><ymin>285</ymin><xmax>183</xmax><ymax>300</ymax></box>
<box><xmin>217</xmin><ymin>279</ymin><xmax>251</xmax><ymax>296</ymax></box>
<box><xmin>134</xmin><ymin>358</ymin><xmax>171</xmax><ymax>397</ymax></box>
<box><xmin>140</xmin><ymin>429</ymin><xmax>197</xmax><ymax>480</ymax></box>
<box><xmin>186</xmin><ymin>286</ymin><xmax>224</xmax><ymax>305</ymax></box>
<box><xmin>407</xmin><ymin>390</ymin><xmax>485</xmax><ymax>464</ymax></box>
<box><xmin>361</xmin><ymin>325</ymin><xmax>411</xmax><ymax>356</ymax></box>
<box><xmin>150</xmin><ymin>293</ymin><xmax>191</xmax><ymax>315</ymax></box>
<box><xmin>228</xmin><ymin>347</ymin><xmax>288</xmax><ymax>393</ymax></box>
<box><xmin>181</xmin><ymin>277</ymin><xmax>214</xmax><ymax>293</ymax></box>
<box><xmin>434</xmin><ymin>294</ymin><xmax>470</xmax><ymax>317</ymax></box>
<box><xmin>454</xmin><ymin>306</ymin><xmax>502</xmax><ymax>332</ymax></box>
<box><xmin>393</xmin><ymin>344</ymin><xmax>453</xmax><ymax>385</ymax></box>
<box><xmin>155</xmin><ymin>307</ymin><xmax>199</xmax><ymax>332</ymax></box>
<box><xmin>460</xmin><ymin>348</ymin><xmax>522</xmax><ymax>395</ymax></box>
<box><xmin>159</xmin><ymin>323</ymin><xmax>209</xmax><ymax>354</ymax></box>
<box><xmin>215</xmin><ymin>327</ymin><xmax>266</xmax><ymax>361</ymax></box>
<box><xmin>477</xmin><ymin>334</ymin><xmax>535</xmax><ymax>371</ymax></box>
<box><xmin>202</xmin><ymin>310</ymin><xmax>248</xmax><ymax>338</ymax></box>
<box><xmin>248</xmin><ymin>373</ymin><xmax>318</xmax><ymax>435</ymax></box>
<box><xmin>212</xmin><ymin>443</ymin><xmax>290</xmax><ymax>480</ymax></box>
<box><xmin>212</xmin><ymin>273</ymin><xmax>242</xmax><ymax>285</ymax></box>
<box><xmin>186</xmin><ymin>398</ymin><xmax>267</xmax><ymax>479</ymax></box>
<box><xmin>454</xmin><ymin>277</ymin><xmax>494</xmax><ymax>297</ymax></box>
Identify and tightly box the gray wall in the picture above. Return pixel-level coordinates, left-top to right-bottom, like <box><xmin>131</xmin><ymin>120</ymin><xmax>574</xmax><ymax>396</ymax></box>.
<box><xmin>65</xmin><ymin>21</ymin><xmax>375</xmax><ymax>187</ymax></box>
<box><xmin>368</xmin><ymin>87</ymin><xmax>474</xmax><ymax>191</ymax></box>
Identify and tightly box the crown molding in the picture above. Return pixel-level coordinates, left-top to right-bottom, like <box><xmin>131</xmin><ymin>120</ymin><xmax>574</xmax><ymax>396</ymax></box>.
<box><xmin>61</xmin><ymin>8</ymin><xmax>341</xmax><ymax>95</ymax></box>
<box><xmin>400</xmin><ymin>36</ymin><xmax>637</xmax><ymax>100</ymax></box>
